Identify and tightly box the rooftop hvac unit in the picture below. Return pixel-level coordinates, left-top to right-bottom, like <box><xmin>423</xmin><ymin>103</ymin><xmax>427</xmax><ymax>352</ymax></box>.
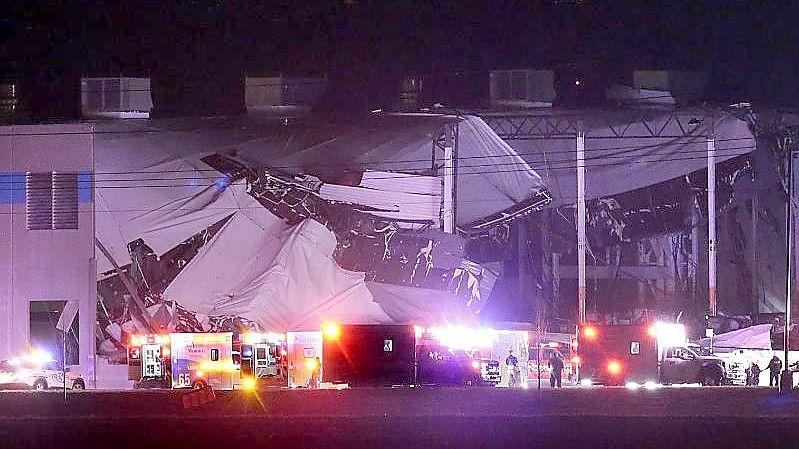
<box><xmin>81</xmin><ymin>77</ymin><xmax>152</xmax><ymax>118</ymax></box>
<box><xmin>489</xmin><ymin>69</ymin><xmax>555</xmax><ymax>107</ymax></box>
<box><xmin>245</xmin><ymin>76</ymin><xmax>327</xmax><ymax>109</ymax></box>
<box><xmin>633</xmin><ymin>70</ymin><xmax>708</xmax><ymax>105</ymax></box>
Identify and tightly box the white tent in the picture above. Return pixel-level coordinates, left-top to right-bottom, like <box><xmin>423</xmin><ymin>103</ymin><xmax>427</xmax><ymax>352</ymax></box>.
<box><xmin>698</xmin><ymin>324</ymin><xmax>773</xmax><ymax>351</ymax></box>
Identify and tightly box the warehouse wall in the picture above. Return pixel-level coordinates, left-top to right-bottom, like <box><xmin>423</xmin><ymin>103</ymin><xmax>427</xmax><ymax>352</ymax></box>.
<box><xmin>0</xmin><ymin>123</ymin><xmax>96</xmax><ymax>386</ymax></box>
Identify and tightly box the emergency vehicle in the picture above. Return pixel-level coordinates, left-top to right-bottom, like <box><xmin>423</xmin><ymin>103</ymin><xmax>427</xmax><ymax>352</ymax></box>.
<box><xmin>128</xmin><ymin>332</ymin><xmax>244</xmax><ymax>390</ymax></box>
<box><xmin>528</xmin><ymin>338</ymin><xmax>577</xmax><ymax>386</ymax></box>
<box><xmin>0</xmin><ymin>351</ymin><xmax>85</xmax><ymax>390</ymax></box>
<box><xmin>322</xmin><ymin>323</ymin><xmax>416</xmax><ymax>387</ymax></box>
<box><xmin>577</xmin><ymin>322</ymin><xmax>726</xmax><ymax>386</ymax></box>
<box><xmin>286</xmin><ymin>331</ymin><xmax>323</xmax><ymax>388</ymax></box>
<box><xmin>236</xmin><ymin>332</ymin><xmax>288</xmax><ymax>386</ymax></box>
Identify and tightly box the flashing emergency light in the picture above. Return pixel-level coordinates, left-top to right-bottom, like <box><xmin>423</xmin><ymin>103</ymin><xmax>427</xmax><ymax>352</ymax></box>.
<box><xmin>161</xmin><ymin>347</ymin><xmax>170</xmax><ymax>357</ymax></box>
<box><xmin>26</xmin><ymin>349</ymin><xmax>53</xmax><ymax>366</ymax></box>
<box><xmin>130</xmin><ymin>335</ymin><xmax>140</xmax><ymax>347</ymax></box>
<box><xmin>647</xmin><ymin>325</ymin><xmax>658</xmax><ymax>338</ymax></box>
<box><xmin>583</xmin><ymin>327</ymin><xmax>597</xmax><ymax>339</ymax></box>
<box><xmin>607</xmin><ymin>360</ymin><xmax>622</xmax><ymax>375</ymax></box>
<box><xmin>471</xmin><ymin>360</ymin><xmax>481</xmax><ymax>370</ymax></box>
<box><xmin>652</xmin><ymin>322</ymin><xmax>687</xmax><ymax>347</ymax></box>
<box><xmin>266</xmin><ymin>332</ymin><xmax>285</xmax><ymax>343</ymax></box>
<box><xmin>571</xmin><ymin>356</ymin><xmax>581</xmax><ymax>365</ymax></box>
<box><xmin>625</xmin><ymin>382</ymin><xmax>640</xmax><ymax>390</ymax></box>
<box><xmin>305</xmin><ymin>358</ymin><xmax>318</xmax><ymax>370</ymax></box>
<box><xmin>199</xmin><ymin>361</ymin><xmax>239</xmax><ymax>373</ymax></box>
<box><xmin>195</xmin><ymin>370</ymin><xmax>205</xmax><ymax>379</ymax></box>
<box><xmin>243</xmin><ymin>332</ymin><xmax>262</xmax><ymax>345</ymax></box>
<box><xmin>430</xmin><ymin>326</ymin><xmax>498</xmax><ymax>350</ymax></box>
<box><xmin>323</xmin><ymin>322</ymin><xmax>341</xmax><ymax>340</ymax></box>
<box><xmin>644</xmin><ymin>381</ymin><xmax>659</xmax><ymax>390</ymax></box>
<box><xmin>243</xmin><ymin>377</ymin><xmax>256</xmax><ymax>390</ymax></box>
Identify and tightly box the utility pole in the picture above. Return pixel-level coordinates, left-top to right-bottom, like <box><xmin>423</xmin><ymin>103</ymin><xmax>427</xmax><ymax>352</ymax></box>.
<box><xmin>707</xmin><ymin>136</ymin><xmax>717</xmax><ymax>318</ymax></box>
<box><xmin>577</xmin><ymin>132</ymin><xmax>587</xmax><ymax>324</ymax></box>
<box><xmin>443</xmin><ymin>124</ymin><xmax>458</xmax><ymax>234</ymax></box>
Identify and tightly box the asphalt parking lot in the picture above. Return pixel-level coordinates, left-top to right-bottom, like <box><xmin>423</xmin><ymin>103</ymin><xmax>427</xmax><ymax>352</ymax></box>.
<box><xmin>2</xmin><ymin>386</ymin><xmax>798</xmax><ymax>448</ymax></box>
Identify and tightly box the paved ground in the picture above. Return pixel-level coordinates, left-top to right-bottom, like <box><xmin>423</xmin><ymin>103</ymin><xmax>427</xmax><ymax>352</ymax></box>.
<box><xmin>2</xmin><ymin>387</ymin><xmax>799</xmax><ymax>448</ymax></box>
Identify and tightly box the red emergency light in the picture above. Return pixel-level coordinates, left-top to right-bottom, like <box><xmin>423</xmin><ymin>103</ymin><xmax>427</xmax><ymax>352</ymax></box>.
<box><xmin>583</xmin><ymin>327</ymin><xmax>597</xmax><ymax>339</ymax></box>
<box><xmin>323</xmin><ymin>322</ymin><xmax>341</xmax><ymax>340</ymax></box>
<box><xmin>607</xmin><ymin>360</ymin><xmax>622</xmax><ymax>375</ymax></box>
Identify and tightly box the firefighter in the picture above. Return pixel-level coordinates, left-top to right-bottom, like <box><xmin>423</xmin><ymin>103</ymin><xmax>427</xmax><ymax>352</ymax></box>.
<box><xmin>505</xmin><ymin>350</ymin><xmax>519</xmax><ymax>388</ymax></box>
<box><xmin>769</xmin><ymin>356</ymin><xmax>782</xmax><ymax>387</ymax></box>
<box><xmin>549</xmin><ymin>352</ymin><xmax>564</xmax><ymax>388</ymax></box>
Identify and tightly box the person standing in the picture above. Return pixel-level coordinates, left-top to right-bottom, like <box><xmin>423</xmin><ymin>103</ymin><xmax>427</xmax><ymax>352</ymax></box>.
<box><xmin>748</xmin><ymin>361</ymin><xmax>761</xmax><ymax>386</ymax></box>
<box><xmin>505</xmin><ymin>350</ymin><xmax>519</xmax><ymax>388</ymax></box>
<box><xmin>769</xmin><ymin>356</ymin><xmax>783</xmax><ymax>387</ymax></box>
<box><xmin>308</xmin><ymin>357</ymin><xmax>321</xmax><ymax>389</ymax></box>
<box><xmin>549</xmin><ymin>352</ymin><xmax>565</xmax><ymax>388</ymax></box>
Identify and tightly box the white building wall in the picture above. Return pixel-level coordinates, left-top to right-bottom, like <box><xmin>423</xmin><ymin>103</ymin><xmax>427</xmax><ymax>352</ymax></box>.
<box><xmin>0</xmin><ymin>123</ymin><xmax>96</xmax><ymax>386</ymax></box>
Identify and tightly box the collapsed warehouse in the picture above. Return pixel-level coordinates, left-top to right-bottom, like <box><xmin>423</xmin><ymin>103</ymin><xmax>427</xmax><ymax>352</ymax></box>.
<box><xmin>93</xmin><ymin>113</ymin><xmax>552</xmax><ymax>362</ymax></box>
<box><xmin>88</xmin><ymin>104</ymin><xmax>799</xmax><ymax>366</ymax></box>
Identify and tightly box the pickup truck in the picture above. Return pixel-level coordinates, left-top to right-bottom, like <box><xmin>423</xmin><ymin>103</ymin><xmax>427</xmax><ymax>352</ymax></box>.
<box><xmin>659</xmin><ymin>345</ymin><xmax>726</xmax><ymax>386</ymax></box>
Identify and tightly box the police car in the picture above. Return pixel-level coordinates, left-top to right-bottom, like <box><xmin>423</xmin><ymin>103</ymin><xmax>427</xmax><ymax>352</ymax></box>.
<box><xmin>0</xmin><ymin>357</ymin><xmax>85</xmax><ymax>390</ymax></box>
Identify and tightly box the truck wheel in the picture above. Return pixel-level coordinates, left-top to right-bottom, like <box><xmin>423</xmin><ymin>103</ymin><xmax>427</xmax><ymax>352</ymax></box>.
<box><xmin>72</xmin><ymin>380</ymin><xmax>85</xmax><ymax>390</ymax></box>
<box><xmin>33</xmin><ymin>379</ymin><xmax>47</xmax><ymax>390</ymax></box>
<box><xmin>700</xmin><ymin>371</ymin><xmax>722</xmax><ymax>386</ymax></box>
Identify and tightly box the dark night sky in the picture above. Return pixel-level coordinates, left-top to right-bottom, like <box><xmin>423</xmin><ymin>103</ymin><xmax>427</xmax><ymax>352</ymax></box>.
<box><xmin>1</xmin><ymin>1</ymin><xmax>798</xmax><ymax>117</ymax></box>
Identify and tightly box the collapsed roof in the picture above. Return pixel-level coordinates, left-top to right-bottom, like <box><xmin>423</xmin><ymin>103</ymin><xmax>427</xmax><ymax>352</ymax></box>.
<box><xmin>92</xmin><ymin>108</ymin><xmax>757</xmax><ymax>334</ymax></box>
<box><xmin>484</xmin><ymin>108</ymin><xmax>756</xmax><ymax>206</ymax></box>
<box><xmin>94</xmin><ymin>113</ymin><xmax>549</xmax><ymax>331</ymax></box>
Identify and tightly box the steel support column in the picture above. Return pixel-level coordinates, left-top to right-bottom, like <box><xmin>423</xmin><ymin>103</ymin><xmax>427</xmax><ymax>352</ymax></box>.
<box><xmin>443</xmin><ymin>124</ymin><xmax>458</xmax><ymax>233</ymax></box>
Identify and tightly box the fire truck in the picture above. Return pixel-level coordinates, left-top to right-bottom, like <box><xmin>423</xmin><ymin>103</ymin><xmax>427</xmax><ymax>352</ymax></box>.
<box><xmin>528</xmin><ymin>336</ymin><xmax>578</xmax><ymax>386</ymax></box>
<box><xmin>577</xmin><ymin>322</ymin><xmax>726</xmax><ymax>386</ymax></box>
<box><xmin>236</xmin><ymin>332</ymin><xmax>288</xmax><ymax>386</ymax></box>
<box><xmin>128</xmin><ymin>332</ymin><xmax>242</xmax><ymax>390</ymax></box>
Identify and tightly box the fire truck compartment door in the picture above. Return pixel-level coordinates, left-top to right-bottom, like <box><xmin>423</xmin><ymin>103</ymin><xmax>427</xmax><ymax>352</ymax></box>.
<box><xmin>254</xmin><ymin>344</ymin><xmax>276</xmax><ymax>377</ymax></box>
<box><xmin>142</xmin><ymin>344</ymin><xmax>163</xmax><ymax>378</ymax></box>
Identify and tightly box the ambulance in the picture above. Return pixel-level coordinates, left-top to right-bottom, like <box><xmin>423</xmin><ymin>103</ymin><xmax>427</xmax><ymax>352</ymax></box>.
<box><xmin>128</xmin><ymin>332</ymin><xmax>243</xmax><ymax>390</ymax></box>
